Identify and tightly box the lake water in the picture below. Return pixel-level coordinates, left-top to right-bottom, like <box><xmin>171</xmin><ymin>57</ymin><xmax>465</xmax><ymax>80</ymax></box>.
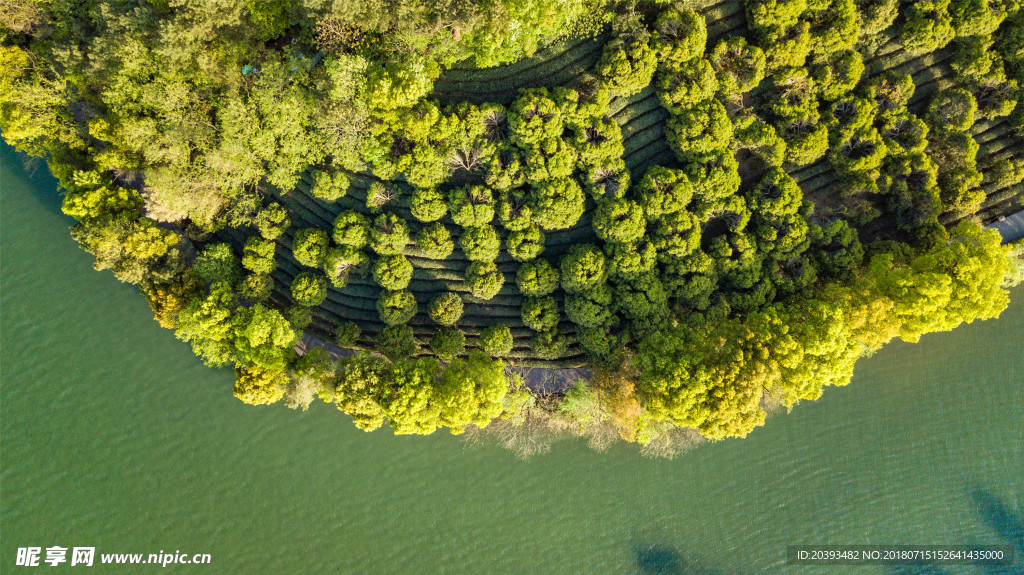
<box><xmin>2</xmin><ymin>140</ymin><xmax>1022</xmax><ymax>574</ymax></box>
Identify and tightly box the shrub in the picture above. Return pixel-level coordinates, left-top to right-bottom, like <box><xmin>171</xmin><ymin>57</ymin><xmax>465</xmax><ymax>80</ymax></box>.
<box><xmin>310</xmin><ymin>169</ymin><xmax>349</xmax><ymax>202</ymax></box>
<box><xmin>900</xmin><ymin>0</ymin><xmax>955</xmax><ymax>56</ymax></box>
<box><xmin>657</xmin><ymin>58</ymin><xmax>718</xmax><ymax>113</ymax></box>
<box><xmin>926</xmin><ymin>88</ymin><xmax>977</xmax><ymax>131</ymax></box>
<box><xmin>332</xmin><ymin>211</ymin><xmax>371</xmax><ymax>248</ymax></box>
<box><xmin>709</xmin><ymin>37</ymin><xmax>767</xmax><ymax>94</ymax></box>
<box><xmin>376</xmin><ymin>324</ymin><xmax>417</xmax><ymax>361</ymax></box>
<box><xmin>465</xmin><ymin>261</ymin><xmax>504</xmax><ymax>299</ymax></box>
<box><xmin>496</xmin><ymin>191</ymin><xmax>534</xmax><ymax>231</ymax></box>
<box><xmin>560</xmin><ymin>244</ymin><xmax>607</xmax><ymax>293</ymax></box>
<box><xmin>195</xmin><ymin>243</ymin><xmax>242</xmax><ymax>286</ymax></box>
<box><xmin>448</xmin><ymin>185</ymin><xmax>495</xmax><ymax>227</ymax></box>
<box><xmin>530</xmin><ymin>329</ymin><xmax>568</xmax><ymax>359</ymax></box>
<box><xmin>583</xmin><ymin>160</ymin><xmax>631</xmax><ymax>200</ymax></box>
<box><xmin>365</xmin><ymin>181</ymin><xmax>397</xmax><ymax>211</ymax></box>
<box><xmin>291</xmin><ymin>272</ymin><xmax>328</xmax><ymax>306</ymax></box>
<box><xmin>564</xmin><ymin>284</ymin><xmax>614</xmax><ymax>328</ymax></box>
<box><xmin>430</xmin><ymin>327</ymin><xmax>466</xmax><ymax>362</ymax></box>
<box><xmin>292</xmin><ymin>228</ymin><xmax>330</xmax><ymax>268</ymax></box>
<box><xmin>596</xmin><ymin>37</ymin><xmax>658</xmax><ymax>97</ymax></box>
<box><xmin>377</xmin><ymin>289</ymin><xmax>418</xmax><ymax>326</ymax></box>
<box><xmin>256</xmin><ymin>202</ymin><xmax>290</xmax><ymax>240</ymax></box>
<box><xmin>335</xmin><ymin>321</ymin><xmax>361</xmax><ymax>347</ymax></box>
<box><xmin>415</xmin><ymin>222</ymin><xmax>455</xmax><ymax>259</ymax></box>
<box><xmin>516</xmin><ymin>259</ymin><xmax>560</xmax><ymax>296</ymax></box>
<box><xmin>369</xmin><ymin>213</ymin><xmax>409</xmax><ymax>255</ymax></box>
<box><xmin>652</xmin><ymin>8</ymin><xmax>707</xmax><ymax>64</ymax></box>
<box><xmin>521</xmin><ymin>296</ymin><xmax>560</xmax><ymax>331</ymax></box>
<box><xmin>410</xmin><ymin>187</ymin><xmax>447</xmax><ymax>222</ymax></box>
<box><xmin>479</xmin><ymin>325</ymin><xmax>514</xmax><ymax>356</ymax></box>
<box><xmin>372</xmin><ymin>254</ymin><xmax>413</xmax><ymax>290</ymax></box>
<box><xmin>284</xmin><ymin>304</ymin><xmax>312</xmax><ymax>329</ymax></box>
<box><xmin>323</xmin><ymin>246</ymin><xmax>367</xmax><ymax>288</ymax></box>
<box><xmin>459</xmin><ymin>224</ymin><xmax>501</xmax><ymax>261</ymax></box>
<box><xmin>507</xmin><ymin>225</ymin><xmax>546</xmax><ymax>261</ymax></box>
<box><xmin>592</xmin><ymin>198</ymin><xmax>646</xmax><ymax>244</ymax></box>
<box><xmin>529</xmin><ymin>178</ymin><xmax>585</xmax><ymax>231</ymax></box>
<box><xmin>605</xmin><ymin>240</ymin><xmax>658</xmax><ymax>278</ymax></box>
<box><xmin>855</xmin><ymin>0</ymin><xmax>899</xmax><ymax>35</ymax></box>
<box><xmin>238</xmin><ymin>273</ymin><xmax>273</xmax><ymax>303</ymax></box>
<box><xmin>428</xmin><ymin>292</ymin><xmax>464</xmax><ymax>325</ymax></box>
<box><xmin>665</xmin><ymin>99</ymin><xmax>734</xmax><ymax>157</ymax></box>
<box><xmin>241</xmin><ymin>237</ymin><xmax>275</xmax><ymax>275</ymax></box>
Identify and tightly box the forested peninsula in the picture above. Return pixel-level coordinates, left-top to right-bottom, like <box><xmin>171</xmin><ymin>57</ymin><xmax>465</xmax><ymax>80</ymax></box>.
<box><xmin>3</xmin><ymin>0</ymin><xmax>1024</xmax><ymax>455</ymax></box>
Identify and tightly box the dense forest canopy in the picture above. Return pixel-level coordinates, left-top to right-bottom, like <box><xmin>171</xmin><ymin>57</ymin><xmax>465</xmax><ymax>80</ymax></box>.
<box><xmin>2</xmin><ymin>0</ymin><xmax>1023</xmax><ymax>455</ymax></box>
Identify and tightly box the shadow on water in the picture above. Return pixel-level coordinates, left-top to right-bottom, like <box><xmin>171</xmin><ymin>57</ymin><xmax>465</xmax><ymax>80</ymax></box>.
<box><xmin>1</xmin><ymin>140</ymin><xmax>67</xmax><ymax>217</ymax></box>
<box><xmin>971</xmin><ymin>487</ymin><xmax>1024</xmax><ymax>557</ymax></box>
<box><xmin>633</xmin><ymin>543</ymin><xmax>744</xmax><ymax>575</ymax></box>
<box><xmin>886</xmin><ymin>488</ymin><xmax>1024</xmax><ymax>575</ymax></box>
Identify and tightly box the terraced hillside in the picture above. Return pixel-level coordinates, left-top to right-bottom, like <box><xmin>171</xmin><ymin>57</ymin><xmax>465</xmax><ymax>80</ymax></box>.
<box><xmin>245</xmin><ymin>1</ymin><xmax>1021</xmax><ymax>369</ymax></box>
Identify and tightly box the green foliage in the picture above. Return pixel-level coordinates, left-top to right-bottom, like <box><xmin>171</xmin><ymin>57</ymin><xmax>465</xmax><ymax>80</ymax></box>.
<box><xmin>310</xmin><ymin>169</ymin><xmax>350</xmax><ymax>202</ymax></box>
<box><xmin>926</xmin><ymin>88</ymin><xmax>978</xmax><ymax>131</ymax></box>
<box><xmin>652</xmin><ymin>8</ymin><xmax>708</xmax><ymax>64</ymax></box>
<box><xmin>377</xmin><ymin>289</ymin><xmax>418</xmax><ymax>326</ymax></box>
<box><xmin>428</xmin><ymin>292</ymin><xmax>464</xmax><ymax>326</ymax></box>
<box><xmin>448</xmin><ymin>185</ymin><xmax>495</xmax><ymax>227</ymax></box>
<box><xmin>415</xmin><ymin>222</ymin><xmax>455</xmax><ymax>259</ymax></box>
<box><xmin>195</xmin><ymin>243</ymin><xmax>242</xmax><ymax>286</ymax></box>
<box><xmin>335</xmin><ymin>321</ymin><xmax>361</xmax><ymax>348</ymax></box>
<box><xmin>516</xmin><ymin>259</ymin><xmax>560</xmax><ymax>297</ymax></box>
<box><xmin>292</xmin><ymin>228</ymin><xmax>330</xmax><ymax>268</ymax></box>
<box><xmin>435</xmin><ymin>350</ymin><xmax>508</xmax><ymax>433</ymax></box>
<box><xmin>900</xmin><ymin>0</ymin><xmax>955</xmax><ymax>55</ymax></box>
<box><xmin>530</xmin><ymin>329</ymin><xmax>569</xmax><ymax>359</ymax></box>
<box><xmin>666</xmin><ymin>99</ymin><xmax>734</xmax><ymax>158</ymax></box>
<box><xmin>257</xmin><ymin>203</ymin><xmax>291</xmax><ymax>240</ymax></box>
<box><xmin>332</xmin><ymin>211</ymin><xmax>371</xmax><ymax>248</ymax></box>
<box><xmin>479</xmin><ymin>325</ymin><xmax>514</xmax><ymax>357</ymax></box>
<box><xmin>370</xmin><ymin>213</ymin><xmax>410</xmax><ymax>255</ymax></box>
<box><xmin>323</xmin><ymin>246</ymin><xmax>367</xmax><ymax>288</ymax></box>
<box><xmin>657</xmin><ymin>58</ymin><xmax>719</xmax><ymax>113</ymax></box>
<box><xmin>465</xmin><ymin>261</ymin><xmax>505</xmax><ymax>300</ymax></box>
<box><xmin>596</xmin><ymin>35</ymin><xmax>658</xmax><ymax>97</ymax></box>
<box><xmin>239</xmin><ymin>273</ymin><xmax>274</xmax><ymax>304</ymax></box>
<box><xmin>242</xmin><ymin>237</ymin><xmax>276</xmax><ymax>275</ymax></box>
<box><xmin>430</xmin><ymin>327</ymin><xmax>467</xmax><ymax>362</ymax></box>
<box><xmin>410</xmin><ymin>187</ymin><xmax>448</xmax><ymax>222</ymax></box>
<box><xmin>284</xmin><ymin>305</ymin><xmax>313</xmax><ymax>329</ymax></box>
<box><xmin>592</xmin><ymin>198</ymin><xmax>647</xmax><ymax>244</ymax></box>
<box><xmin>560</xmin><ymin>244</ymin><xmax>607</xmax><ymax>293</ymax></box>
<box><xmin>522</xmin><ymin>296</ymin><xmax>560</xmax><ymax>331</ymax></box>
<box><xmin>529</xmin><ymin>178</ymin><xmax>585</xmax><ymax>231</ymax></box>
<box><xmin>507</xmin><ymin>225</ymin><xmax>546</xmax><ymax>262</ymax></box>
<box><xmin>459</xmin><ymin>225</ymin><xmax>501</xmax><ymax>262</ymax></box>
<box><xmin>375</xmin><ymin>325</ymin><xmax>418</xmax><ymax>362</ymax></box>
<box><xmin>635</xmin><ymin>166</ymin><xmax>694</xmax><ymax>221</ymax></box>
<box><xmin>372</xmin><ymin>254</ymin><xmax>414</xmax><ymax>290</ymax></box>
<box><xmin>564</xmin><ymin>284</ymin><xmax>614</xmax><ymax>328</ymax></box>
<box><xmin>233</xmin><ymin>365</ymin><xmax>290</xmax><ymax>406</ymax></box>
<box><xmin>710</xmin><ymin>37</ymin><xmax>767</xmax><ymax>94</ymax></box>
<box><xmin>291</xmin><ymin>272</ymin><xmax>328</xmax><ymax>307</ymax></box>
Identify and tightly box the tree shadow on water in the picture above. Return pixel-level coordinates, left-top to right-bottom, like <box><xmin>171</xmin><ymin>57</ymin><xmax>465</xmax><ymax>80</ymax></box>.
<box><xmin>887</xmin><ymin>489</ymin><xmax>1024</xmax><ymax>575</ymax></box>
<box><xmin>634</xmin><ymin>543</ymin><xmax>743</xmax><ymax>575</ymax></box>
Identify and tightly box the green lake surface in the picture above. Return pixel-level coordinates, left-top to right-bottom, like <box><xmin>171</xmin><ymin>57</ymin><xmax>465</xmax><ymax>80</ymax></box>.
<box><xmin>2</xmin><ymin>140</ymin><xmax>1023</xmax><ymax>574</ymax></box>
